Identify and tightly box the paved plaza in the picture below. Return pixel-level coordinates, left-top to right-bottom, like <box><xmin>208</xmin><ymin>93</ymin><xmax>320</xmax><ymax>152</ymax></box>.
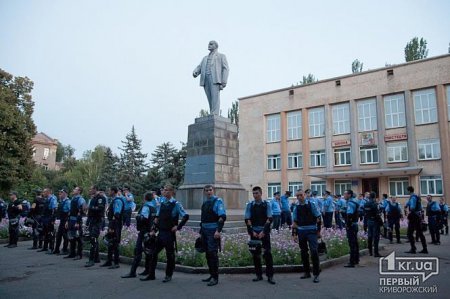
<box><xmin>0</xmin><ymin>234</ymin><xmax>449</xmax><ymax>299</ymax></box>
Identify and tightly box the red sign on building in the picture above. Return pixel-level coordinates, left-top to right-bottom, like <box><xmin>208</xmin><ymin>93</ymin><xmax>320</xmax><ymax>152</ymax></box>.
<box><xmin>384</xmin><ymin>133</ymin><xmax>408</xmax><ymax>142</ymax></box>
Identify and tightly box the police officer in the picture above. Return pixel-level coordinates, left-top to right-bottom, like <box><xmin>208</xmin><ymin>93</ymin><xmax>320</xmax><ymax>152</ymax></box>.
<box><xmin>359</xmin><ymin>193</ymin><xmax>368</xmax><ymax>233</ymax></box>
<box><xmin>280</xmin><ymin>191</ymin><xmax>292</xmax><ymax>229</ymax></box>
<box><xmin>39</xmin><ymin>188</ymin><xmax>58</xmax><ymax>253</ymax></box>
<box><xmin>344</xmin><ymin>190</ymin><xmax>359</xmax><ymax>267</ymax></box>
<box><xmin>439</xmin><ymin>197</ymin><xmax>448</xmax><ymax>235</ymax></box>
<box><xmin>292</xmin><ymin>189</ymin><xmax>321</xmax><ymax>283</ymax></box>
<box><xmin>386</xmin><ymin>196</ymin><xmax>402</xmax><ymax>244</ymax></box>
<box><xmin>5</xmin><ymin>192</ymin><xmax>22</xmax><ymax>248</ymax></box>
<box><xmin>426</xmin><ymin>195</ymin><xmax>441</xmax><ymax>245</ymax></box>
<box><xmin>122</xmin><ymin>191</ymin><xmax>156</xmax><ymax>279</ymax></box>
<box><xmin>198</xmin><ymin>185</ymin><xmax>226</xmax><ymax>286</ymax></box>
<box><xmin>245</xmin><ymin>186</ymin><xmax>275</xmax><ymax>285</ymax></box>
<box><xmin>308</xmin><ymin>190</ymin><xmax>323</xmax><ymax>232</ymax></box>
<box><xmin>65</xmin><ymin>186</ymin><xmax>86</xmax><ymax>260</ymax></box>
<box><xmin>52</xmin><ymin>189</ymin><xmax>71</xmax><ymax>255</ymax></box>
<box><xmin>85</xmin><ymin>186</ymin><xmax>106</xmax><ymax>267</ymax></box>
<box><xmin>336</xmin><ymin>194</ymin><xmax>347</xmax><ymax>230</ymax></box>
<box><xmin>405</xmin><ymin>186</ymin><xmax>427</xmax><ymax>254</ymax></box>
<box><xmin>122</xmin><ymin>185</ymin><xmax>134</xmax><ymax>228</ymax></box>
<box><xmin>271</xmin><ymin>192</ymin><xmax>281</xmax><ymax>231</ymax></box>
<box><xmin>147</xmin><ymin>185</ymin><xmax>189</xmax><ymax>282</ymax></box>
<box><xmin>379</xmin><ymin>194</ymin><xmax>389</xmax><ymax>238</ymax></box>
<box><xmin>101</xmin><ymin>186</ymin><xmax>125</xmax><ymax>269</ymax></box>
<box><xmin>364</xmin><ymin>192</ymin><xmax>382</xmax><ymax>257</ymax></box>
<box><xmin>322</xmin><ymin>191</ymin><xmax>334</xmax><ymax>229</ymax></box>
<box><xmin>28</xmin><ymin>189</ymin><xmax>45</xmax><ymax>250</ymax></box>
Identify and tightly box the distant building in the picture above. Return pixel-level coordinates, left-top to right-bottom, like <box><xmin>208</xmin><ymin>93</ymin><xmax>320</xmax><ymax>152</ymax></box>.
<box><xmin>31</xmin><ymin>132</ymin><xmax>58</xmax><ymax>170</ymax></box>
<box><xmin>239</xmin><ymin>54</ymin><xmax>450</xmax><ymax>202</ymax></box>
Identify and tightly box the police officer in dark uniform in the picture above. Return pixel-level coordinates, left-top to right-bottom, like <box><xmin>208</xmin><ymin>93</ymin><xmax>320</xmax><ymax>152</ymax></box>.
<box><xmin>5</xmin><ymin>192</ymin><xmax>23</xmax><ymax>248</ymax></box>
<box><xmin>386</xmin><ymin>196</ymin><xmax>402</xmax><ymax>244</ymax></box>
<box><xmin>148</xmin><ymin>185</ymin><xmax>189</xmax><ymax>282</ymax></box>
<box><xmin>199</xmin><ymin>185</ymin><xmax>226</xmax><ymax>286</ymax></box>
<box><xmin>64</xmin><ymin>186</ymin><xmax>86</xmax><ymax>260</ymax></box>
<box><xmin>245</xmin><ymin>186</ymin><xmax>275</xmax><ymax>285</ymax></box>
<box><xmin>101</xmin><ymin>186</ymin><xmax>125</xmax><ymax>269</ymax></box>
<box><xmin>52</xmin><ymin>189</ymin><xmax>71</xmax><ymax>255</ymax></box>
<box><xmin>85</xmin><ymin>186</ymin><xmax>106</xmax><ymax>267</ymax></box>
<box><xmin>39</xmin><ymin>188</ymin><xmax>58</xmax><ymax>253</ymax></box>
<box><xmin>292</xmin><ymin>189</ymin><xmax>321</xmax><ymax>283</ymax></box>
<box><xmin>344</xmin><ymin>190</ymin><xmax>360</xmax><ymax>267</ymax></box>
<box><xmin>122</xmin><ymin>191</ymin><xmax>157</xmax><ymax>278</ymax></box>
<box><xmin>405</xmin><ymin>186</ymin><xmax>428</xmax><ymax>254</ymax></box>
<box><xmin>426</xmin><ymin>195</ymin><xmax>441</xmax><ymax>245</ymax></box>
<box><xmin>28</xmin><ymin>189</ymin><xmax>45</xmax><ymax>249</ymax></box>
<box><xmin>364</xmin><ymin>192</ymin><xmax>382</xmax><ymax>257</ymax></box>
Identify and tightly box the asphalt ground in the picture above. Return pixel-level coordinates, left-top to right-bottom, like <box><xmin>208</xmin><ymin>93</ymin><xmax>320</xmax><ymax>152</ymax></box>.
<box><xmin>0</xmin><ymin>232</ymin><xmax>449</xmax><ymax>299</ymax></box>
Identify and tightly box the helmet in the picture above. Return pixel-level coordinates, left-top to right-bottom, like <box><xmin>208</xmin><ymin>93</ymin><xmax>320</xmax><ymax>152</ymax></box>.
<box><xmin>143</xmin><ymin>233</ymin><xmax>156</xmax><ymax>255</ymax></box>
<box><xmin>247</xmin><ymin>240</ymin><xmax>262</xmax><ymax>253</ymax></box>
<box><xmin>24</xmin><ymin>217</ymin><xmax>36</xmax><ymax>227</ymax></box>
<box><xmin>103</xmin><ymin>234</ymin><xmax>115</xmax><ymax>248</ymax></box>
<box><xmin>195</xmin><ymin>237</ymin><xmax>205</xmax><ymax>253</ymax></box>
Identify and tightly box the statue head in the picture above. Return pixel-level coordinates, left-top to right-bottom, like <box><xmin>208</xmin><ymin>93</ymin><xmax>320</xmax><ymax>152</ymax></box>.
<box><xmin>208</xmin><ymin>40</ymin><xmax>218</xmax><ymax>51</ymax></box>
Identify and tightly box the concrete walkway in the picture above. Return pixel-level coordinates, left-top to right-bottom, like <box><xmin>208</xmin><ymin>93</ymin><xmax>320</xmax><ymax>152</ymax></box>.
<box><xmin>0</xmin><ymin>233</ymin><xmax>448</xmax><ymax>299</ymax></box>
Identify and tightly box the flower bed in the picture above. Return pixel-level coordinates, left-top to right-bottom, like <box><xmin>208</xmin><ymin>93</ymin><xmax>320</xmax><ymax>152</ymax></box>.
<box><xmin>0</xmin><ymin>218</ymin><xmax>33</xmax><ymax>239</ymax></box>
<box><xmin>96</xmin><ymin>225</ymin><xmax>368</xmax><ymax>267</ymax></box>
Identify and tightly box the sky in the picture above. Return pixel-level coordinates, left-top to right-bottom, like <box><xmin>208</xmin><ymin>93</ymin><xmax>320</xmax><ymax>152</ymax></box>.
<box><xmin>1</xmin><ymin>0</ymin><xmax>449</xmax><ymax>159</ymax></box>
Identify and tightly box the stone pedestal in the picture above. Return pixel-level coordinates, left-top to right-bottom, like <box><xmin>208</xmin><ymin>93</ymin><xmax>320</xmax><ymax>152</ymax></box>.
<box><xmin>177</xmin><ymin>115</ymin><xmax>247</xmax><ymax>209</ymax></box>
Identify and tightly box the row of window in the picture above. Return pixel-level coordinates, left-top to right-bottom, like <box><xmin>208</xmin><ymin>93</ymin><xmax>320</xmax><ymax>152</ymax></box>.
<box><xmin>267</xmin><ymin>176</ymin><xmax>444</xmax><ymax>197</ymax></box>
<box><xmin>267</xmin><ymin>139</ymin><xmax>441</xmax><ymax>170</ymax></box>
<box><xmin>266</xmin><ymin>87</ymin><xmax>450</xmax><ymax>143</ymax></box>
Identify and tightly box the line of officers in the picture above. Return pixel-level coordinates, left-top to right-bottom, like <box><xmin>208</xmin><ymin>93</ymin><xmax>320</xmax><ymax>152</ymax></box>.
<box><xmin>2</xmin><ymin>184</ymin><xmax>449</xmax><ymax>287</ymax></box>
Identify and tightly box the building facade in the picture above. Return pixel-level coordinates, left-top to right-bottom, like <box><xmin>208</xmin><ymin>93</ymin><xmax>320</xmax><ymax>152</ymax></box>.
<box><xmin>31</xmin><ymin>132</ymin><xmax>58</xmax><ymax>170</ymax></box>
<box><xmin>239</xmin><ymin>54</ymin><xmax>450</xmax><ymax>203</ymax></box>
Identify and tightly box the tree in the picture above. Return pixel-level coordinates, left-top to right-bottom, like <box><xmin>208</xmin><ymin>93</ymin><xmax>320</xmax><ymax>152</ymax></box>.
<box><xmin>97</xmin><ymin>146</ymin><xmax>119</xmax><ymax>189</ymax></box>
<box><xmin>351</xmin><ymin>59</ymin><xmax>364</xmax><ymax>73</ymax></box>
<box><xmin>118</xmin><ymin>126</ymin><xmax>148</xmax><ymax>194</ymax></box>
<box><xmin>227</xmin><ymin>100</ymin><xmax>239</xmax><ymax>128</ymax></box>
<box><xmin>150</xmin><ymin>142</ymin><xmax>186</xmax><ymax>188</ymax></box>
<box><xmin>199</xmin><ymin>109</ymin><xmax>209</xmax><ymax>117</ymax></box>
<box><xmin>295</xmin><ymin>73</ymin><xmax>318</xmax><ymax>86</ymax></box>
<box><xmin>0</xmin><ymin>69</ymin><xmax>37</xmax><ymax>195</ymax></box>
<box><xmin>404</xmin><ymin>37</ymin><xmax>428</xmax><ymax>62</ymax></box>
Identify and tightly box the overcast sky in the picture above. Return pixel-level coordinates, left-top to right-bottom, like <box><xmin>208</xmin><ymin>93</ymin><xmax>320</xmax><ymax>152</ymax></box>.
<box><xmin>1</xmin><ymin>0</ymin><xmax>449</xmax><ymax>159</ymax></box>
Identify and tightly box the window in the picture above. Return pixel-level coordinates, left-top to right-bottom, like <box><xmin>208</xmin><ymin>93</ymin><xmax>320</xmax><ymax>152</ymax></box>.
<box><xmin>417</xmin><ymin>139</ymin><xmax>441</xmax><ymax>160</ymax></box>
<box><xmin>266</xmin><ymin>114</ymin><xmax>281</xmax><ymax>142</ymax></box>
<box><xmin>332</xmin><ymin>103</ymin><xmax>350</xmax><ymax>135</ymax></box>
<box><xmin>311</xmin><ymin>181</ymin><xmax>326</xmax><ymax>196</ymax></box>
<box><xmin>308</xmin><ymin>107</ymin><xmax>325</xmax><ymax>137</ymax></box>
<box><xmin>43</xmin><ymin>164</ymin><xmax>49</xmax><ymax>170</ymax></box>
<box><xmin>420</xmin><ymin>176</ymin><xmax>443</xmax><ymax>195</ymax></box>
<box><xmin>288</xmin><ymin>153</ymin><xmax>303</xmax><ymax>169</ymax></box>
<box><xmin>334</xmin><ymin>148</ymin><xmax>351</xmax><ymax>166</ymax></box>
<box><xmin>288</xmin><ymin>182</ymin><xmax>303</xmax><ymax>195</ymax></box>
<box><xmin>310</xmin><ymin>150</ymin><xmax>326</xmax><ymax>167</ymax></box>
<box><xmin>43</xmin><ymin>148</ymin><xmax>50</xmax><ymax>160</ymax></box>
<box><xmin>32</xmin><ymin>147</ymin><xmax>36</xmax><ymax>157</ymax></box>
<box><xmin>387</xmin><ymin>142</ymin><xmax>408</xmax><ymax>163</ymax></box>
<box><xmin>360</xmin><ymin>146</ymin><xmax>379</xmax><ymax>164</ymax></box>
<box><xmin>267</xmin><ymin>154</ymin><xmax>281</xmax><ymax>170</ymax></box>
<box><xmin>389</xmin><ymin>177</ymin><xmax>409</xmax><ymax>196</ymax></box>
<box><xmin>357</xmin><ymin>99</ymin><xmax>377</xmax><ymax>132</ymax></box>
<box><xmin>268</xmin><ymin>183</ymin><xmax>281</xmax><ymax>197</ymax></box>
<box><xmin>414</xmin><ymin>89</ymin><xmax>437</xmax><ymax>125</ymax></box>
<box><xmin>287</xmin><ymin>111</ymin><xmax>302</xmax><ymax>140</ymax></box>
<box><xmin>335</xmin><ymin>180</ymin><xmax>351</xmax><ymax>196</ymax></box>
<box><xmin>384</xmin><ymin>94</ymin><xmax>406</xmax><ymax>128</ymax></box>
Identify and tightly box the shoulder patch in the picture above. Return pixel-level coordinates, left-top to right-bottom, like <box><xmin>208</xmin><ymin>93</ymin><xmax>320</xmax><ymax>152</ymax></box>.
<box><xmin>98</xmin><ymin>198</ymin><xmax>103</xmax><ymax>204</ymax></box>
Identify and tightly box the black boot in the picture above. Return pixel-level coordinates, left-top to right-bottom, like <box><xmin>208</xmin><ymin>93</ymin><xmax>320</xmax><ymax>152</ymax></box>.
<box><xmin>122</xmin><ymin>264</ymin><xmax>138</xmax><ymax>278</ymax></box>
